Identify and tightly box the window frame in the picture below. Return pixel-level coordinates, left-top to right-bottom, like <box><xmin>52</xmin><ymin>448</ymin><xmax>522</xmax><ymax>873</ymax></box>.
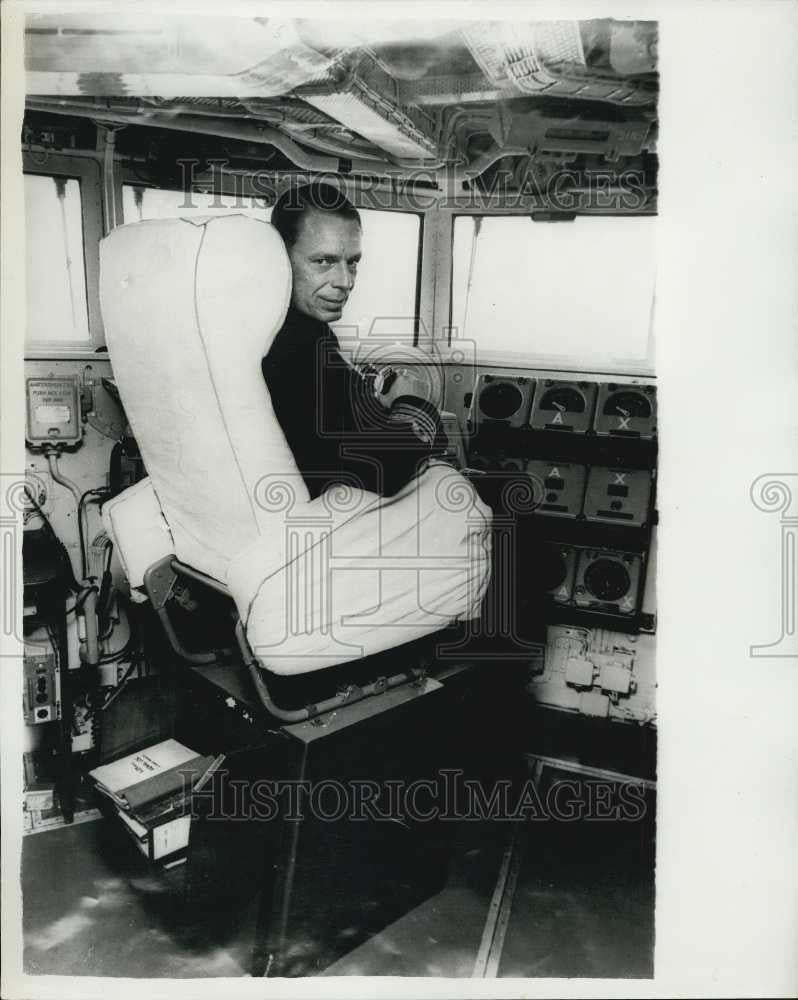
<box><xmin>117</xmin><ymin>165</ymin><xmax>426</xmax><ymax>344</ymax></box>
<box><xmin>23</xmin><ymin>153</ymin><xmax>105</xmax><ymax>356</ymax></box>
<box><xmin>446</xmin><ymin>208</ymin><xmax>657</xmax><ymax>377</ymax></box>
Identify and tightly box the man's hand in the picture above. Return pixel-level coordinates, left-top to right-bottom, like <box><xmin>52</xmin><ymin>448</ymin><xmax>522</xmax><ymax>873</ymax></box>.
<box><xmin>373</xmin><ymin>366</ymin><xmax>433</xmax><ymax>410</ymax></box>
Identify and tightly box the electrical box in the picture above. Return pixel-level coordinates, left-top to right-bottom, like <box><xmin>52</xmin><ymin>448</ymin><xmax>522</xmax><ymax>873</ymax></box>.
<box><xmin>599</xmin><ymin>662</ymin><xmax>633</xmax><ymax>695</ymax></box>
<box><xmin>565</xmin><ymin>657</ymin><xmax>595</xmax><ymax>688</ymax></box>
<box><xmin>579</xmin><ymin>690</ymin><xmax>610</xmax><ymax>718</ymax></box>
<box><xmin>25</xmin><ymin>377</ymin><xmax>82</xmax><ymax>448</ymax></box>
<box><xmin>527</xmin><ymin>626</ymin><xmax>656</xmax><ymax>725</ymax></box>
<box><xmin>24</xmin><ymin>651</ymin><xmax>61</xmax><ymax>725</ymax></box>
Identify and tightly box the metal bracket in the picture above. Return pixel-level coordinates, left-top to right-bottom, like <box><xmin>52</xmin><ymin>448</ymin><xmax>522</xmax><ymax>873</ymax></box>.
<box><xmin>336</xmin><ymin>682</ymin><xmax>364</xmax><ymax>704</ymax></box>
<box><xmin>143</xmin><ymin>556</ymin><xmax>223</xmax><ymax>665</ymax></box>
<box><xmin>142</xmin><ymin>555</ymin><xmax>178</xmax><ymax>611</ymax></box>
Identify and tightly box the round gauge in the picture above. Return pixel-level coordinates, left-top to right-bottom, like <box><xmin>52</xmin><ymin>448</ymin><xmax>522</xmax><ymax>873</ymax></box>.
<box><xmin>539</xmin><ymin>386</ymin><xmax>586</xmax><ymax>414</ymax></box>
<box><xmin>584</xmin><ymin>558</ymin><xmax>631</xmax><ymax>602</ymax></box>
<box><xmin>602</xmin><ymin>390</ymin><xmax>652</xmax><ymax>419</ymax></box>
<box><xmin>480</xmin><ymin>382</ymin><xmax>524</xmax><ymax>420</ymax></box>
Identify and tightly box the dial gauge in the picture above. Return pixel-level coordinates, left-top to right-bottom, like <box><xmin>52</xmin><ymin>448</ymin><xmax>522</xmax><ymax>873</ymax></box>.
<box><xmin>479</xmin><ymin>382</ymin><xmax>524</xmax><ymax>420</ymax></box>
<box><xmin>539</xmin><ymin>386</ymin><xmax>586</xmax><ymax>414</ymax></box>
<box><xmin>602</xmin><ymin>390</ymin><xmax>652</xmax><ymax>420</ymax></box>
<box><xmin>584</xmin><ymin>559</ymin><xmax>631</xmax><ymax>602</ymax></box>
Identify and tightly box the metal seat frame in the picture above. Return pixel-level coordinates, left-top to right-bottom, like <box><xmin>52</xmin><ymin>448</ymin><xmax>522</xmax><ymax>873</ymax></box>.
<box><xmin>142</xmin><ymin>555</ymin><xmax>428</xmax><ymax>723</ymax></box>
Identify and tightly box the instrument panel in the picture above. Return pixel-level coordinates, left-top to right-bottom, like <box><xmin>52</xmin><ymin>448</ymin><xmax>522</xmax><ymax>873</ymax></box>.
<box><xmin>458</xmin><ymin>368</ymin><xmax>657</xmax><ymax>635</ymax></box>
<box><xmin>466</xmin><ymin>375</ymin><xmax>656</xmax><ymax>440</ymax></box>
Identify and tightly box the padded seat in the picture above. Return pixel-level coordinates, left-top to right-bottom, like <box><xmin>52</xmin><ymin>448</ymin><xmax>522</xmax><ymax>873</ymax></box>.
<box><xmin>100</xmin><ymin>214</ymin><xmax>492</xmax><ymax>677</ymax></box>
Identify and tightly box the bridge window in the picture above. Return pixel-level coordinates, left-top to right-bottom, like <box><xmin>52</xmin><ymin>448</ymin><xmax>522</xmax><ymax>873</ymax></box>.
<box><xmin>335</xmin><ymin>209</ymin><xmax>421</xmax><ymax>343</ymax></box>
<box><xmin>451</xmin><ymin>215</ymin><xmax>656</xmax><ymax>371</ymax></box>
<box><xmin>24</xmin><ymin>174</ymin><xmax>91</xmax><ymax>345</ymax></box>
<box><xmin>123</xmin><ymin>185</ymin><xmax>421</xmax><ymax>343</ymax></box>
<box><xmin>122</xmin><ymin>185</ymin><xmax>272</xmax><ymax>223</ymax></box>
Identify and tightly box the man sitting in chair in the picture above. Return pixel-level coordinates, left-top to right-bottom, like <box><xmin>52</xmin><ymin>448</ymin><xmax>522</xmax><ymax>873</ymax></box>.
<box><xmin>263</xmin><ymin>182</ymin><xmax>546</xmax><ymax>658</ymax></box>
<box><xmin>262</xmin><ymin>182</ymin><xmax>446</xmax><ymax>501</ymax></box>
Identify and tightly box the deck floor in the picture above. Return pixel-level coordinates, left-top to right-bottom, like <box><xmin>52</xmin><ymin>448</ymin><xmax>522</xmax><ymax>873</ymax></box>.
<box><xmin>22</xmin><ymin>803</ymin><xmax>654</xmax><ymax>979</ymax></box>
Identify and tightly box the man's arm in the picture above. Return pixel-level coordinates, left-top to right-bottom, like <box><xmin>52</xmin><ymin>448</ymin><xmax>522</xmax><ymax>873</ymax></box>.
<box><xmin>263</xmin><ymin>331</ymin><xmax>445</xmax><ymax>500</ymax></box>
<box><xmin>341</xmin><ymin>366</ymin><xmax>446</xmax><ymax>496</ymax></box>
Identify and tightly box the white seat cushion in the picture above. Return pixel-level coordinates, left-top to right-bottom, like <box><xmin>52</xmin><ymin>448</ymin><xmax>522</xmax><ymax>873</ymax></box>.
<box><xmin>227</xmin><ymin>462</ymin><xmax>492</xmax><ymax>674</ymax></box>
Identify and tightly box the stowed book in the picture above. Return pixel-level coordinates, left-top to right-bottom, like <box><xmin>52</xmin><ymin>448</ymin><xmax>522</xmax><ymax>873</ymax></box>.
<box><xmin>89</xmin><ymin>739</ymin><xmax>220</xmax><ymax>815</ymax></box>
<box><xmin>88</xmin><ymin>739</ymin><xmax>224</xmax><ymax>865</ymax></box>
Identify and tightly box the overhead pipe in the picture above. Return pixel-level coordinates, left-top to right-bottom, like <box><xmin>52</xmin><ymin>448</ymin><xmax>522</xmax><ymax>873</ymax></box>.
<box><xmin>48</xmin><ymin>95</ymin><xmax>404</xmax><ymax>163</ymax></box>
<box><xmin>26</xmin><ymin>99</ymin><xmax>439</xmax><ymax>176</ymax></box>
<box><xmin>145</xmin><ymin>98</ymin><xmax>390</xmax><ymax>157</ymax></box>
<box><xmin>446</xmin><ymin>145</ymin><xmax>528</xmax><ymax>182</ymax></box>
<box><xmin>26</xmin><ymin>98</ymin><xmax>517</xmax><ymax>185</ymax></box>
<box><xmin>32</xmin><ymin>94</ymin><xmax>393</xmax><ymax>163</ymax></box>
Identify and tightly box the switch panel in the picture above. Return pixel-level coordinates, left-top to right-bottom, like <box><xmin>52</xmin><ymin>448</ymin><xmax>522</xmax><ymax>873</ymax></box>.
<box><xmin>527</xmin><ymin>460</ymin><xmax>587</xmax><ymax>518</ymax></box>
<box><xmin>24</xmin><ymin>652</ymin><xmax>61</xmax><ymax>725</ymax></box>
<box><xmin>583</xmin><ymin>467</ymin><xmax>652</xmax><ymax>526</ymax></box>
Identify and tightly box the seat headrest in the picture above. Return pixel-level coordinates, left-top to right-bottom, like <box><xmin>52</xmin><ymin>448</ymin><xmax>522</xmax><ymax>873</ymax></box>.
<box><xmin>99</xmin><ymin>214</ymin><xmax>307</xmax><ymax>582</ymax></box>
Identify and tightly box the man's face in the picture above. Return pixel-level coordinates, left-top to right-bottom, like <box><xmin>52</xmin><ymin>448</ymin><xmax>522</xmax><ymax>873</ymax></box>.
<box><xmin>287</xmin><ymin>208</ymin><xmax>362</xmax><ymax>323</ymax></box>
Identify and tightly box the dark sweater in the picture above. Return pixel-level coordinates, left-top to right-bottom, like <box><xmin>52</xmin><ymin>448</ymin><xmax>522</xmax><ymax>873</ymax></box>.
<box><xmin>262</xmin><ymin>305</ymin><xmax>445</xmax><ymax>500</ymax></box>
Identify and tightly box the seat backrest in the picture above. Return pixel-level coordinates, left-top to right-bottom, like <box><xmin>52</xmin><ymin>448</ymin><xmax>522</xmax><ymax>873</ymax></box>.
<box><xmin>99</xmin><ymin>215</ymin><xmax>307</xmax><ymax>582</ymax></box>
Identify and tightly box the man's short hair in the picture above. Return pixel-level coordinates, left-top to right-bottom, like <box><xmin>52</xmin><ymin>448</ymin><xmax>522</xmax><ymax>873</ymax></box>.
<box><xmin>271</xmin><ymin>182</ymin><xmax>361</xmax><ymax>249</ymax></box>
